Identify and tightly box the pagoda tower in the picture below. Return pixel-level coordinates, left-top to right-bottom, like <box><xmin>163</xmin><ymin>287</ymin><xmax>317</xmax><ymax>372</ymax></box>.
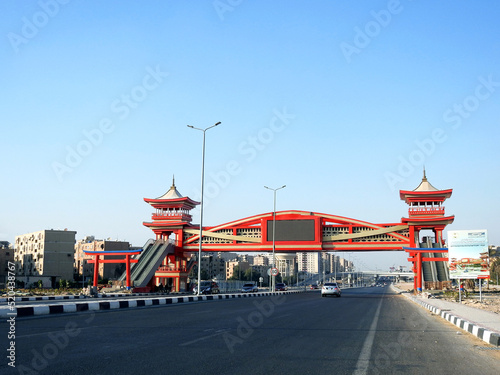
<box><xmin>400</xmin><ymin>170</ymin><xmax>454</xmax><ymax>291</ymax></box>
<box><xmin>143</xmin><ymin>177</ymin><xmax>199</xmax><ymax>240</ymax></box>
<box><xmin>400</xmin><ymin>169</ymin><xmax>454</xmax><ymax>246</ymax></box>
<box><xmin>142</xmin><ymin>177</ymin><xmax>200</xmax><ymax>292</ymax></box>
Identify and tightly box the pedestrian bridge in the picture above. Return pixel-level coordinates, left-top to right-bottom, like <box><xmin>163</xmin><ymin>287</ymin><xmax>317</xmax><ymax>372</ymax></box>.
<box><xmin>179</xmin><ymin>210</ymin><xmax>410</xmax><ymax>253</ymax></box>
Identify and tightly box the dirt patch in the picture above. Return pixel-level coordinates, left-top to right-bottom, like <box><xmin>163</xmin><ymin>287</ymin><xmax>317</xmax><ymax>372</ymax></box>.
<box><xmin>394</xmin><ymin>282</ymin><xmax>500</xmax><ymax>315</ymax></box>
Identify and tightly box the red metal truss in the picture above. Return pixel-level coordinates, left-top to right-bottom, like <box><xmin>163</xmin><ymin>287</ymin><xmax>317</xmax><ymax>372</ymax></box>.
<box><xmin>180</xmin><ymin>210</ymin><xmax>411</xmax><ymax>253</ymax></box>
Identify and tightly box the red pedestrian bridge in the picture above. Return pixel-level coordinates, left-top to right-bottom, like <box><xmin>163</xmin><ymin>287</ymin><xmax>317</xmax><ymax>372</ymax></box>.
<box><xmin>86</xmin><ymin>172</ymin><xmax>454</xmax><ymax>293</ymax></box>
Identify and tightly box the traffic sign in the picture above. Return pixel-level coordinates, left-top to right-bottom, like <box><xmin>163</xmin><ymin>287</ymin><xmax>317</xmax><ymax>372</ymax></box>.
<box><xmin>271</xmin><ymin>267</ymin><xmax>279</xmax><ymax>276</ymax></box>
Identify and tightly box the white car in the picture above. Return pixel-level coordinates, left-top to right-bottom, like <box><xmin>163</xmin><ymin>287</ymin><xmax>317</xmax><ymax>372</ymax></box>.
<box><xmin>321</xmin><ymin>282</ymin><xmax>341</xmax><ymax>297</ymax></box>
<box><xmin>241</xmin><ymin>283</ymin><xmax>258</xmax><ymax>293</ymax></box>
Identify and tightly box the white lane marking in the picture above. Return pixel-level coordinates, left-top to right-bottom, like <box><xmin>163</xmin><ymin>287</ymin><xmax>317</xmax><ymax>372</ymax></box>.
<box><xmin>353</xmin><ymin>296</ymin><xmax>384</xmax><ymax>375</ymax></box>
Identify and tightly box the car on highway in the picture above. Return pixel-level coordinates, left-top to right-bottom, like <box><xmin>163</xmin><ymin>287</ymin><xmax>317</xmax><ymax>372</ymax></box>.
<box><xmin>193</xmin><ymin>281</ymin><xmax>220</xmax><ymax>295</ymax></box>
<box><xmin>321</xmin><ymin>282</ymin><xmax>341</xmax><ymax>297</ymax></box>
<box><xmin>310</xmin><ymin>284</ymin><xmax>319</xmax><ymax>289</ymax></box>
<box><xmin>275</xmin><ymin>283</ymin><xmax>287</xmax><ymax>291</ymax></box>
<box><xmin>241</xmin><ymin>283</ymin><xmax>259</xmax><ymax>293</ymax></box>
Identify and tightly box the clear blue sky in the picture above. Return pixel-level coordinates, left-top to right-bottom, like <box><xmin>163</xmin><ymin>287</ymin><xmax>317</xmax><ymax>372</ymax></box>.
<box><xmin>1</xmin><ymin>1</ymin><xmax>499</xmax><ymax>271</ymax></box>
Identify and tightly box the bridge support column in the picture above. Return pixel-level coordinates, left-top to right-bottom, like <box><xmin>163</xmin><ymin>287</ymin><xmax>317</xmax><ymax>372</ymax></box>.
<box><xmin>126</xmin><ymin>254</ymin><xmax>131</xmax><ymax>290</ymax></box>
<box><xmin>416</xmin><ymin>252</ymin><xmax>422</xmax><ymax>293</ymax></box>
<box><xmin>93</xmin><ymin>255</ymin><xmax>100</xmax><ymax>287</ymax></box>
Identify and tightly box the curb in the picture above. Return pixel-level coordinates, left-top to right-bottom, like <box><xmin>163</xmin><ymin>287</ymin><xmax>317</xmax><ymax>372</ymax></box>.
<box><xmin>0</xmin><ymin>291</ymin><xmax>301</xmax><ymax>318</ymax></box>
<box><xmin>393</xmin><ymin>286</ymin><xmax>500</xmax><ymax>347</ymax></box>
<box><xmin>0</xmin><ymin>292</ymin><xmax>174</xmax><ymax>303</ymax></box>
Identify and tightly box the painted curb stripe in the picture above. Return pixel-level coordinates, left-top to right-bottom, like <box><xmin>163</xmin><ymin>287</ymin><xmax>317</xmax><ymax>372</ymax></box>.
<box><xmin>5</xmin><ymin>290</ymin><xmax>301</xmax><ymax>319</ymax></box>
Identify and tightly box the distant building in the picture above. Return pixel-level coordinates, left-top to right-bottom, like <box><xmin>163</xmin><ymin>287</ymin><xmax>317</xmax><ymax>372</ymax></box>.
<box><xmin>276</xmin><ymin>254</ymin><xmax>295</xmax><ymax>278</ymax></box>
<box><xmin>297</xmin><ymin>252</ymin><xmax>322</xmax><ymax>274</ymax></box>
<box><xmin>0</xmin><ymin>241</ymin><xmax>14</xmax><ymax>285</ymax></box>
<box><xmin>14</xmin><ymin>229</ymin><xmax>76</xmax><ymax>287</ymax></box>
<box><xmin>226</xmin><ymin>260</ymin><xmax>249</xmax><ymax>279</ymax></box>
<box><xmin>253</xmin><ymin>254</ymin><xmax>269</xmax><ymax>266</ymax></box>
<box><xmin>74</xmin><ymin>237</ymin><xmax>130</xmax><ymax>281</ymax></box>
<box><xmin>199</xmin><ymin>253</ymin><xmax>226</xmax><ymax>280</ymax></box>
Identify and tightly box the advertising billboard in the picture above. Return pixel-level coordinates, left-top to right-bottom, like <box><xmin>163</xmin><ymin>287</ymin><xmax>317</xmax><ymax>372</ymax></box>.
<box><xmin>448</xmin><ymin>230</ymin><xmax>489</xmax><ymax>279</ymax></box>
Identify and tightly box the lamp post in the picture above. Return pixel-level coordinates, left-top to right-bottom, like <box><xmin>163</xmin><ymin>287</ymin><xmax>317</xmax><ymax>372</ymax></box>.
<box><xmin>188</xmin><ymin>121</ymin><xmax>221</xmax><ymax>296</ymax></box>
<box><xmin>264</xmin><ymin>185</ymin><xmax>286</xmax><ymax>293</ymax></box>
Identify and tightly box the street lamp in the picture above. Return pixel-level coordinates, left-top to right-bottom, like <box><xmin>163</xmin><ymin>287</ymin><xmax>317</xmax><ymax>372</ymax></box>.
<box><xmin>264</xmin><ymin>185</ymin><xmax>286</xmax><ymax>293</ymax></box>
<box><xmin>188</xmin><ymin>121</ymin><xmax>221</xmax><ymax>296</ymax></box>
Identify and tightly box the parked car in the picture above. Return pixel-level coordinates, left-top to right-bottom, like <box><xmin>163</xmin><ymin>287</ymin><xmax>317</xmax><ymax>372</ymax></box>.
<box><xmin>193</xmin><ymin>281</ymin><xmax>220</xmax><ymax>295</ymax></box>
<box><xmin>275</xmin><ymin>283</ymin><xmax>287</xmax><ymax>291</ymax></box>
<box><xmin>321</xmin><ymin>282</ymin><xmax>341</xmax><ymax>297</ymax></box>
<box><xmin>241</xmin><ymin>283</ymin><xmax>258</xmax><ymax>293</ymax></box>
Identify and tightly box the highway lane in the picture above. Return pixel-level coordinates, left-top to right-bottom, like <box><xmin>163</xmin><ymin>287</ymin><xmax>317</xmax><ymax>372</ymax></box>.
<box><xmin>1</xmin><ymin>286</ymin><xmax>499</xmax><ymax>375</ymax></box>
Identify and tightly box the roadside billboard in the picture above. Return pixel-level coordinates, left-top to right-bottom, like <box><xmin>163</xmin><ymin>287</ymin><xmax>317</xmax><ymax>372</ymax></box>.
<box><xmin>447</xmin><ymin>230</ymin><xmax>489</xmax><ymax>279</ymax></box>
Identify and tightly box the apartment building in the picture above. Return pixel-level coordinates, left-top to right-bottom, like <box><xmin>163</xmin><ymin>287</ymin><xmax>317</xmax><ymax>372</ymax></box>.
<box><xmin>0</xmin><ymin>241</ymin><xmax>14</xmax><ymax>285</ymax></box>
<box><xmin>14</xmin><ymin>229</ymin><xmax>76</xmax><ymax>286</ymax></box>
<box><xmin>74</xmin><ymin>237</ymin><xmax>130</xmax><ymax>280</ymax></box>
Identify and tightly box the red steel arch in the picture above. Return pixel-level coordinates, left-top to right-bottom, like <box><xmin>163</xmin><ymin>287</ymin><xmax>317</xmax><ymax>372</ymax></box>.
<box><xmin>180</xmin><ymin>210</ymin><xmax>410</xmax><ymax>253</ymax></box>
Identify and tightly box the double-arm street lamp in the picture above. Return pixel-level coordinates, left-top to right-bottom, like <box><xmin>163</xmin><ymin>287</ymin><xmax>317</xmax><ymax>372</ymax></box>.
<box><xmin>264</xmin><ymin>185</ymin><xmax>286</xmax><ymax>293</ymax></box>
<box><xmin>188</xmin><ymin>121</ymin><xmax>221</xmax><ymax>296</ymax></box>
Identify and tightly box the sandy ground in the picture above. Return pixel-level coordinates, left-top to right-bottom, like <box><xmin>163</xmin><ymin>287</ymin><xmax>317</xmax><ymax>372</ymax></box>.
<box><xmin>394</xmin><ymin>282</ymin><xmax>500</xmax><ymax>315</ymax></box>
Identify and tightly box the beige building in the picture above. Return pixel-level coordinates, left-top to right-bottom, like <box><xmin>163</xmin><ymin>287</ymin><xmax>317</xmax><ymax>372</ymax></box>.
<box><xmin>74</xmin><ymin>237</ymin><xmax>130</xmax><ymax>281</ymax></box>
<box><xmin>14</xmin><ymin>229</ymin><xmax>76</xmax><ymax>286</ymax></box>
<box><xmin>253</xmin><ymin>254</ymin><xmax>269</xmax><ymax>266</ymax></box>
<box><xmin>200</xmin><ymin>253</ymin><xmax>226</xmax><ymax>280</ymax></box>
<box><xmin>0</xmin><ymin>241</ymin><xmax>14</xmax><ymax>286</ymax></box>
<box><xmin>226</xmin><ymin>260</ymin><xmax>249</xmax><ymax>279</ymax></box>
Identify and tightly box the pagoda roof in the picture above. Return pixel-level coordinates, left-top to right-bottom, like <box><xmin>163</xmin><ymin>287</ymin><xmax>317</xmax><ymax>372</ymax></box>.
<box><xmin>157</xmin><ymin>176</ymin><xmax>183</xmax><ymax>199</ymax></box>
<box><xmin>413</xmin><ymin>170</ymin><xmax>438</xmax><ymax>191</ymax></box>
<box><xmin>400</xmin><ymin>169</ymin><xmax>452</xmax><ymax>202</ymax></box>
<box><xmin>144</xmin><ymin>177</ymin><xmax>200</xmax><ymax>206</ymax></box>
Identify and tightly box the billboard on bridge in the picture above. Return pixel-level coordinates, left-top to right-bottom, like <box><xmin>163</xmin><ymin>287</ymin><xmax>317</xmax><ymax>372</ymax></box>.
<box><xmin>447</xmin><ymin>230</ymin><xmax>489</xmax><ymax>279</ymax></box>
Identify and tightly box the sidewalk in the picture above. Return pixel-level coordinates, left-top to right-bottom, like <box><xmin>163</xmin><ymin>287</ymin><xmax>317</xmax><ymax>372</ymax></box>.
<box><xmin>392</xmin><ymin>285</ymin><xmax>500</xmax><ymax>346</ymax></box>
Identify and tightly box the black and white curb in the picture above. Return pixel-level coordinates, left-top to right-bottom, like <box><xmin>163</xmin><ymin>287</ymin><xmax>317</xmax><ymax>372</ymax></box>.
<box><xmin>0</xmin><ymin>292</ymin><xmax>175</xmax><ymax>303</ymax></box>
<box><xmin>0</xmin><ymin>291</ymin><xmax>301</xmax><ymax>318</ymax></box>
<box><xmin>0</xmin><ymin>295</ymin><xmax>88</xmax><ymax>303</ymax></box>
<box><xmin>406</xmin><ymin>295</ymin><xmax>500</xmax><ymax>347</ymax></box>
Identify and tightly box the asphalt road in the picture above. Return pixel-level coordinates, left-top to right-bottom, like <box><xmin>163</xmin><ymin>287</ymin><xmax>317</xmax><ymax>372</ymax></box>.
<box><xmin>1</xmin><ymin>286</ymin><xmax>499</xmax><ymax>375</ymax></box>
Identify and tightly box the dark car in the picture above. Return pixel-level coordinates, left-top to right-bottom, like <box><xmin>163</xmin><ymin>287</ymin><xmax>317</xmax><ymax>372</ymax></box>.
<box><xmin>275</xmin><ymin>283</ymin><xmax>287</xmax><ymax>291</ymax></box>
<box><xmin>193</xmin><ymin>281</ymin><xmax>220</xmax><ymax>294</ymax></box>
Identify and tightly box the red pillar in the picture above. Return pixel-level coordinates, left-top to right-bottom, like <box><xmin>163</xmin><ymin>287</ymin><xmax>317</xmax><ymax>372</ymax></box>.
<box><xmin>93</xmin><ymin>255</ymin><xmax>100</xmax><ymax>287</ymax></box>
<box><xmin>126</xmin><ymin>254</ymin><xmax>131</xmax><ymax>290</ymax></box>
<box><xmin>416</xmin><ymin>252</ymin><xmax>422</xmax><ymax>292</ymax></box>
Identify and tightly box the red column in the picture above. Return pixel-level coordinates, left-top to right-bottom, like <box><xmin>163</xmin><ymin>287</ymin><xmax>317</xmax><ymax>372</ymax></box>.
<box><xmin>126</xmin><ymin>254</ymin><xmax>131</xmax><ymax>290</ymax></box>
<box><xmin>416</xmin><ymin>252</ymin><xmax>422</xmax><ymax>292</ymax></box>
<box><xmin>93</xmin><ymin>255</ymin><xmax>100</xmax><ymax>287</ymax></box>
